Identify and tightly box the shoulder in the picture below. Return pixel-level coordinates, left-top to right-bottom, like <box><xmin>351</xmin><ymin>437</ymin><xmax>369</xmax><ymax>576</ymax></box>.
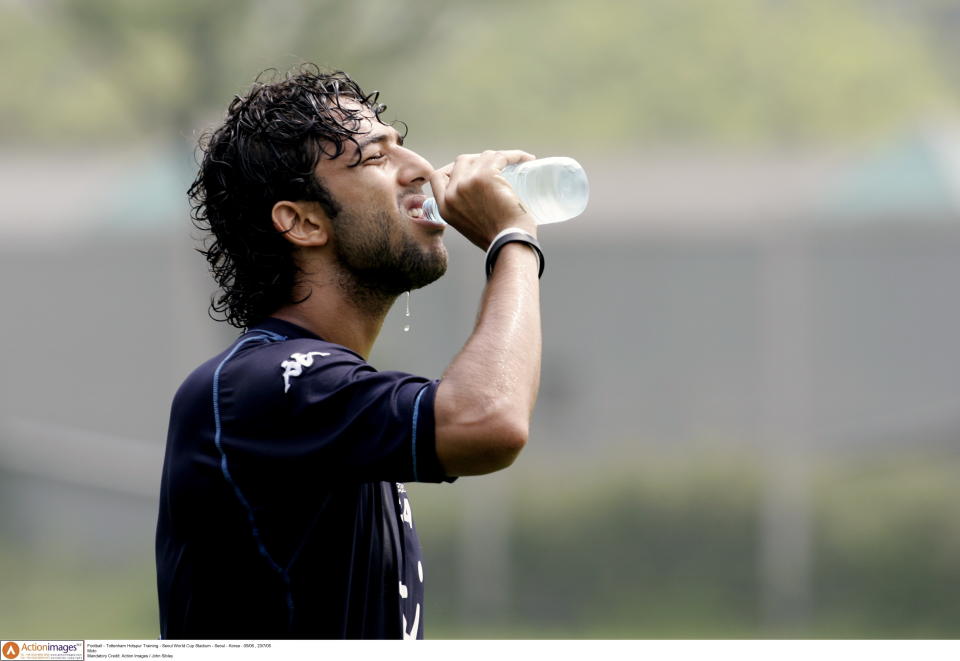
<box><xmin>170</xmin><ymin>333</ymin><xmax>378</xmax><ymax>430</ymax></box>
<box><xmin>225</xmin><ymin>334</ymin><xmax>371</xmax><ymax>394</ymax></box>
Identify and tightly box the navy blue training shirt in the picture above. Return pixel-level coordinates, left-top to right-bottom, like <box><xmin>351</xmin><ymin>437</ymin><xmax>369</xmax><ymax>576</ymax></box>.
<box><xmin>156</xmin><ymin>317</ymin><xmax>452</xmax><ymax>639</ymax></box>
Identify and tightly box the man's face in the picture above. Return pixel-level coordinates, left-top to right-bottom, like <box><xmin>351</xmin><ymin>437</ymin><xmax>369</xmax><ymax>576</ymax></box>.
<box><xmin>313</xmin><ymin>104</ymin><xmax>447</xmax><ymax>297</ymax></box>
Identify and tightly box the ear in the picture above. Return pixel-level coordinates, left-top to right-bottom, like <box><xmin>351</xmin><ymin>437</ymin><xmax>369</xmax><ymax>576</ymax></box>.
<box><xmin>271</xmin><ymin>201</ymin><xmax>329</xmax><ymax>247</ymax></box>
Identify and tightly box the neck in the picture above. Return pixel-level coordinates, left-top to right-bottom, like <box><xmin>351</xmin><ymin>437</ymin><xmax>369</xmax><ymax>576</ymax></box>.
<box><xmin>270</xmin><ymin>274</ymin><xmax>397</xmax><ymax>360</ymax></box>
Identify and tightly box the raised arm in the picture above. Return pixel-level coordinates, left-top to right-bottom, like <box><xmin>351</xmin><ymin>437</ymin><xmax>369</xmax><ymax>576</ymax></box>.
<box><xmin>429</xmin><ymin>150</ymin><xmax>542</xmax><ymax>476</ymax></box>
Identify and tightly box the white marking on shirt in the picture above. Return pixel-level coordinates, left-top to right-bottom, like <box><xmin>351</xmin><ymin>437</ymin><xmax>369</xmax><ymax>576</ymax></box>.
<box><xmin>402</xmin><ymin>604</ymin><xmax>421</xmax><ymax>640</ymax></box>
<box><xmin>280</xmin><ymin>351</ymin><xmax>330</xmax><ymax>392</ymax></box>
<box><xmin>399</xmin><ymin>494</ymin><xmax>414</xmax><ymax>529</ymax></box>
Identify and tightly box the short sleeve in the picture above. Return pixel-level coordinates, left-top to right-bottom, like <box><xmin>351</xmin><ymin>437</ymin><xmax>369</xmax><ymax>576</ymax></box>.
<box><xmin>216</xmin><ymin>338</ymin><xmax>452</xmax><ymax>485</ymax></box>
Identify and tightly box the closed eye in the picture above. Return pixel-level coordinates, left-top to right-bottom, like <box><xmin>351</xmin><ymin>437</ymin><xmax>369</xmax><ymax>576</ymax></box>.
<box><xmin>363</xmin><ymin>153</ymin><xmax>386</xmax><ymax>164</ymax></box>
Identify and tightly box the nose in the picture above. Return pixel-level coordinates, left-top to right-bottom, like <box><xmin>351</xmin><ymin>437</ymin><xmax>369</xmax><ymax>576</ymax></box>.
<box><xmin>397</xmin><ymin>146</ymin><xmax>434</xmax><ymax>187</ymax></box>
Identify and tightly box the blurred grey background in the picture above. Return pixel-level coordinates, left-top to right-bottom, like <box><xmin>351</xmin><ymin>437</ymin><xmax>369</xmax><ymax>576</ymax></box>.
<box><xmin>2</xmin><ymin>0</ymin><xmax>959</xmax><ymax>639</ymax></box>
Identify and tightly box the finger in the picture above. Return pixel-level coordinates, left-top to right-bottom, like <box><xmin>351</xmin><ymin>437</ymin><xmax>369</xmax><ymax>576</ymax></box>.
<box><xmin>432</xmin><ymin>154</ymin><xmax>477</xmax><ymax>187</ymax></box>
<box><xmin>434</xmin><ymin>160</ymin><xmax>456</xmax><ymax>176</ymax></box>
<box><xmin>428</xmin><ymin>168</ymin><xmax>450</xmax><ymax>203</ymax></box>
<box><xmin>448</xmin><ymin>152</ymin><xmax>483</xmax><ymax>179</ymax></box>
<box><xmin>442</xmin><ymin>153</ymin><xmax>485</xmax><ymax>199</ymax></box>
<box><xmin>483</xmin><ymin>150</ymin><xmax>537</xmax><ymax>170</ymax></box>
<box><xmin>430</xmin><ymin>155</ymin><xmax>479</xmax><ymax>198</ymax></box>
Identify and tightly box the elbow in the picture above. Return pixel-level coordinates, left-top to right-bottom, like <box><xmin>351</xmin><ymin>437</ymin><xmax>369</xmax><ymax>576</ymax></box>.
<box><xmin>437</xmin><ymin>410</ymin><xmax>530</xmax><ymax>476</ymax></box>
<box><xmin>486</xmin><ymin>415</ymin><xmax>528</xmax><ymax>470</ymax></box>
<box><xmin>435</xmin><ymin>384</ymin><xmax>533</xmax><ymax>475</ymax></box>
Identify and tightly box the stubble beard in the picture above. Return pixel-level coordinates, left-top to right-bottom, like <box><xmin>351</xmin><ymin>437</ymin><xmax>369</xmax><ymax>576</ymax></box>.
<box><xmin>331</xmin><ymin>208</ymin><xmax>448</xmax><ymax>314</ymax></box>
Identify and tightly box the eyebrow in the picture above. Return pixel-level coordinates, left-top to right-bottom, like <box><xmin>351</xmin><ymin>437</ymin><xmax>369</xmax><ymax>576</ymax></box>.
<box><xmin>356</xmin><ymin>133</ymin><xmax>388</xmax><ymax>151</ymax></box>
<box><xmin>355</xmin><ymin>128</ymin><xmax>403</xmax><ymax>154</ymax></box>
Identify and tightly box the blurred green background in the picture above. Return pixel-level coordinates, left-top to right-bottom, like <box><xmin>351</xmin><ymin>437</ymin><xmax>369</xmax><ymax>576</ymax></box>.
<box><xmin>2</xmin><ymin>0</ymin><xmax>960</xmax><ymax>639</ymax></box>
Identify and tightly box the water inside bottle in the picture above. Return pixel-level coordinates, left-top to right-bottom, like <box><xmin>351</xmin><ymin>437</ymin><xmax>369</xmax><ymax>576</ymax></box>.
<box><xmin>505</xmin><ymin>157</ymin><xmax>589</xmax><ymax>224</ymax></box>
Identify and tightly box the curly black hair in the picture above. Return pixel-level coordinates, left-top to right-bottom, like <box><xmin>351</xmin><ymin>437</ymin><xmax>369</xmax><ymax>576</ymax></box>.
<box><xmin>188</xmin><ymin>64</ymin><xmax>401</xmax><ymax>329</ymax></box>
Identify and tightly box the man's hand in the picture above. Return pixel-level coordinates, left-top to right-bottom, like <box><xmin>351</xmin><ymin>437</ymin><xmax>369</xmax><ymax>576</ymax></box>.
<box><xmin>428</xmin><ymin>149</ymin><xmax>538</xmax><ymax>249</ymax></box>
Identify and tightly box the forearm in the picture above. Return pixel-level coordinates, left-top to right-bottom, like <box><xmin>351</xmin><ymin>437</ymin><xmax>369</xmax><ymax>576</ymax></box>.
<box><xmin>435</xmin><ymin>242</ymin><xmax>542</xmax><ymax>475</ymax></box>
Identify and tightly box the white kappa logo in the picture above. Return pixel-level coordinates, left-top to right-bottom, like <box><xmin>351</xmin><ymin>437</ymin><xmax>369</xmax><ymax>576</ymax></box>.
<box><xmin>281</xmin><ymin>351</ymin><xmax>330</xmax><ymax>392</ymax></box>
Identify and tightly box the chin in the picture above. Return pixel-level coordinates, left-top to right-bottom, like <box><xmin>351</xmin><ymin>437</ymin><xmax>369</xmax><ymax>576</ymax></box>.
<box><xmin>407</xmin><ymin>254</ymin><xmax>448</xmax><ymax>291</ymax></box>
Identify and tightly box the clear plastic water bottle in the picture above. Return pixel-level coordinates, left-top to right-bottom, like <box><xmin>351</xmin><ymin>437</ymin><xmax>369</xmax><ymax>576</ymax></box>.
<box><xmin>422</xmin><ymin>156</ymin><xmax>589</xmax><ymax>225</ymax></box>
